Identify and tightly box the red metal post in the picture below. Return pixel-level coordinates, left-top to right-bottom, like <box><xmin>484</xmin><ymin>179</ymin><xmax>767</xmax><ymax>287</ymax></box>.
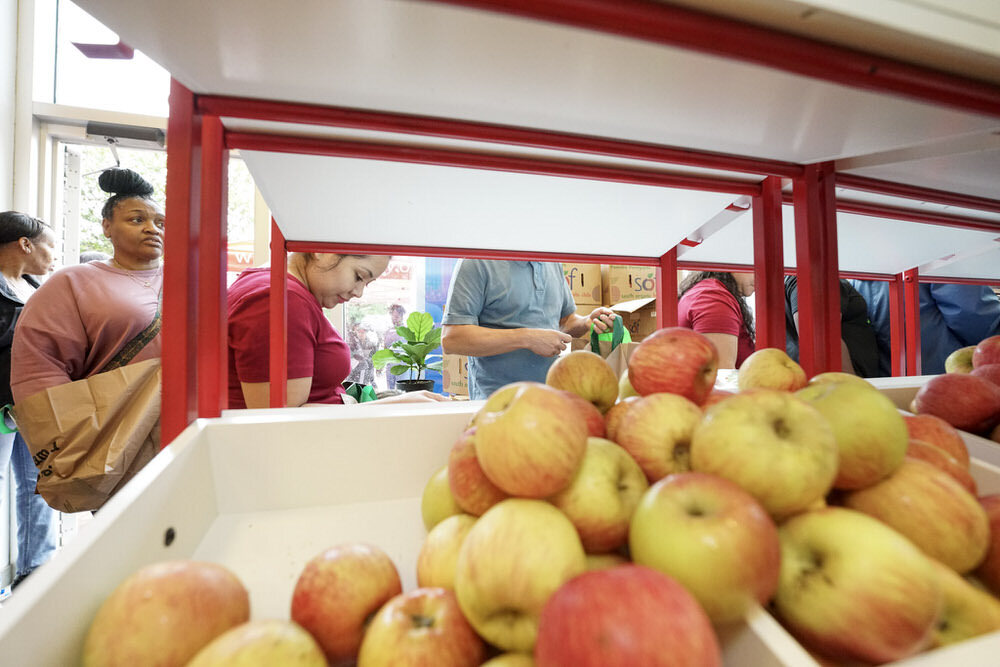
<box><xmin>197</xmin><ymin>115</ymin><xmax>229</xmax><ymax>418</ymax></box>
<box><xmin>270</xmin><ymin>220</ymin><xmax>288</xmax><ymax>408</ymax></box>
<box><xmin>889</xmin><ymin>274</ymin><xmax>905</xmax><ymax>376</ymax></box>
<box><xmin>657</xmin><ymin>248</ymin><xmax>678</xmax><ymax>329</ymax></box>
<box><xmin>162</xmin><ymin>79</ymin><xmax>201</xmax><ymax>446</ymax></box>
<box><xmin>792</xmin><ymin>162</ymin><xmax>841</xmax><ymax>376</ymax></box>
<box><xmin>752</xmin><ymin>176</ymin><xmax>785</xmax><ymax>350</ymax></box>
<box><xmin>903</xmin><ymin>268</ymin><xmax>922</xmax><ymax>375</ymax></box>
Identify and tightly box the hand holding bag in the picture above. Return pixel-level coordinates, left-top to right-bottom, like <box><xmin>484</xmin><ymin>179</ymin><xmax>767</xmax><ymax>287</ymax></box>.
<box><xmin>589</xmin><ymin>315</ymin><xmax>636</xmax><ymax>379</ymax></box>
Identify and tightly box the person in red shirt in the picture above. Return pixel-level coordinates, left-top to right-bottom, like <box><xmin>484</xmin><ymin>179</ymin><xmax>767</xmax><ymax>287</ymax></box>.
<box><xmin>677</xmin><ymin>271</ymin><xmax>756</xmax><ymax>368</ymax></box>
<box><xmin>227</xmin><ymin>253</ymin><xmax>446</xmax><ymax>408</ymax></box>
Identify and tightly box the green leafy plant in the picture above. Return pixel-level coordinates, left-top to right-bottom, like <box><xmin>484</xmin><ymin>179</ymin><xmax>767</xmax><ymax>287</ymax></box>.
<box><xmin>372</xmin><ymin>311</ymin><xmax>444</xmax><ymax>381</ymax></box>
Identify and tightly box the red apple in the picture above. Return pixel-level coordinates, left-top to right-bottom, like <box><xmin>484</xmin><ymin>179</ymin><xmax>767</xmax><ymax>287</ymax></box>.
<box><xmin>356</xmin><ymin>588</ymin><xmax>485</xmax><ymax>667</ymax></box>
<box><xmin>906</xmin><ymin>439</ymin><xmax>976</xmax><ymax>494</ymax></box>
<box><xmin>973</xmin><ymin>334</ymin><xmax>1000</xmax><ymax>368</ymax></box>
<box><xmin>534</xmin><ymin>565</ymin><xmax>721</xmax><ymax>667</ymax></box>
<box><xmin>737</xmin><ymin>347</ymin><xmax>807</xmax><ymax>392</ymax></box>
<box><xmin>81</xmin><ymin>560</ymin><xmax>251</xmax><ymax>667</ymax></box>
<box><xmin>557</xmin><ymin>389</ymin><xmax>606</xmax><ymax>438</ymax></box>
<box><xmin>546</xmin><ymin>350</ymin><xmax>619</xmax><ymax>413</ymax></box>
<box><xmin>903</xmin><ymin>414</ymin><xmax>971</xmax><ymax>468</ymax></box>
<box><xmin>843</xmin><ymin>459</ymin><xmax>989</xmax><ymax>573</ymax></box>
<box><xmin>474</xmin><ymin>382</ymin><xmax>588</xmax><ymax>498</ymax></box>
<box><xmin>448</xmin><ymin>428</ymin><xmax>508</xmax><ymax>516</ymax></box>
<box><xmin>417</xmin><ymin>514</ymin><xmax>477</xmax><ymax>590</ymax></box>
<box><xmin>975</xmin><ymin>495</ymin><xmax>1000</xmax><ymax>595</ymax></box>
<box><xmin>603</xmin><ymin>396</ymin><xmax>638</xmax><ymax>442</ymax></box>
<box><xmin>613</xmin><ymin>392</ymin><xmax>703</xmax><ymax>483</ymax></box>
<box><xmin>702</xmin><ymin>389</ymin><xmax>734</xmax><ymax>409</ymax></box>
<box><xmin>972</xmin><ymin>363</ymin><xmax>1000</xmax><ymax>387</ymax></box>
<box><xmin>627</xmin><ymin>327</ymin><xmax>719</xmax><ymax>405</ymax></box>
<box><xmin>629</xmin><ymin>472</ymin><xmax>780</xmax><ymax>624</ymax></box>
<box><xmin>291</xmin><ymin>543</ymin><xmax>403</xmax><ymax>665</ymax></box>
<box><xmin>913</xmin><ymin>373</ymin><xmax>1000</xmax><ymax>434</ymax></box>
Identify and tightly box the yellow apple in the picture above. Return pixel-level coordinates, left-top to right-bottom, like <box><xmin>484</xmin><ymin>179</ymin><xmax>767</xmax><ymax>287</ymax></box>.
<box><xmin>806</xmin><ymin>371</ymin><xmax>876</xmax><ymax>390</ymax></box>
<box><xmin>584</xmin><ymin>552</ymin><xmax>629</xmax><ymax>571</ymax></box>
<box><xmin>928</xmin><ymin>557</ymin><xmax>1000</xmax><ymax>647</ymax></box>
<box><xmin>186</xmin><ymin>620</ymin><xmax>326</xmax><ymax>667</ymax></box>
<box><xmin>416</xmin><ymin>513</ymin><xmax>477</xmax><ymax>590</ymax></box>
<box><xmin>482</xmin><ymin>653</ymin><xmax>535</xmax><ymax>667</ymax></box>
<box><xmin>545</xmin><ymin>349</ymin><xmax>619</xmax><ymax>413</ymax></box>
<box><xmin>421</xmin><ymin>464</ymin><xmax>462</xmax><ymax>531</ymax></box>
<box><xmin>737</xmin><ymin>348</ymin><xmax>807</xmax><ymax>392</ymax></box>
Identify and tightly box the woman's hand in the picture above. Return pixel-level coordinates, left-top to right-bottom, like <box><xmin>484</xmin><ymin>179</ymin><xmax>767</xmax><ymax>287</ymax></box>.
<box><xmin>373</xmin><ymin>390</ymin><xmax>452</xmax><ymax>404</ymax></box>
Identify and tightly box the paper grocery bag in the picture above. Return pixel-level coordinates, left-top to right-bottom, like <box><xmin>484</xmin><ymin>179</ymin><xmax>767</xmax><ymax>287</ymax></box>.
<box><xmin>589</xmin><ymin>317</ymin><xmax>638</xmax><ymax>378</ymax></box>
<box><xmin>13</xmin><ymin>358</ymin><xmax>162</xmax><ymax>513</ymax></box>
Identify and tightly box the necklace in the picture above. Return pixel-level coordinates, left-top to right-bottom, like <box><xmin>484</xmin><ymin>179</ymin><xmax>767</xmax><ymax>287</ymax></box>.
<box><xmin>110</xmin><ymin>259</ymin><xmax>162</xmax><ymax>292</ymax></box>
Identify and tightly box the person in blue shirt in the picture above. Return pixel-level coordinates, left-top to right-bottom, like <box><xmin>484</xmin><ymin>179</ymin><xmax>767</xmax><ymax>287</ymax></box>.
<box><xmin>442</xmin><ymin>259</ymin><xmax>615</xmax><ymax>400</ymax></box>
<box><xmin>848</xmin><ymin>280</ymin><xmax>1000</xmax><ymax>376</ymax></box>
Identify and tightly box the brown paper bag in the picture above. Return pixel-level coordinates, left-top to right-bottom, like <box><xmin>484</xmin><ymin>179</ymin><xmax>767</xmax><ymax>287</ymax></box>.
<box><xmin>13</xmin><ymin>358</ymin><xmax>161</xmax><ymax>513</ymax></box>
<box><xmin>587</xmin><ymin>316</ymin><xmax>640</xmax><ymax>379</ymax></box>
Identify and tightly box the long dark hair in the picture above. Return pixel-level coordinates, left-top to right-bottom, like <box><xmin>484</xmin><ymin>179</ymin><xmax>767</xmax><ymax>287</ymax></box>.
<box><xmin>99</xmin><ymin>168</ymin><xmax>155</xmax><ymax>220</ymax></box>
<box><xmin>0</xmin><ymin>211</ymin><xmax>49</xmax><ymax>245</ymax></box>
<box><xmin>679</xmin><ymin>271</ymin><xmax>755</xmax><ymax>341</ymax></box>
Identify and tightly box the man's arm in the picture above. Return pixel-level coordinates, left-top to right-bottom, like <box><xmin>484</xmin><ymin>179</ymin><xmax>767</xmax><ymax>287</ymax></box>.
<box><xmin>930</xmin><ymin>284</ymin><xmax>1000</xmax><ymax>346</ymax></box>
<box><xmin>442</xmin><ymin>324</ymin><xmax>571</xmax><ymax>358</ymax></box>
<box><xmin>560</xmin><ymin>307</ymin><xmax>617</xmax><ymax>338</ymax></box>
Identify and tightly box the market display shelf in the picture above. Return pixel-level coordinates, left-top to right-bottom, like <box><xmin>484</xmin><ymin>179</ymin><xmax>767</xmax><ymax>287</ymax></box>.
<box><xmin>0</xmin><ymin>393</ymin><xmax>998</xmax><ymax>665</ymax></box>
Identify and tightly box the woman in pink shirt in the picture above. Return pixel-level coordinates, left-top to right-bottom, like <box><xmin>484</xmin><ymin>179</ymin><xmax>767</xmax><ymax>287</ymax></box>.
<box><xmin>11</xmin><ymin>168</ymin><xmax>164</xmax><ymax>404</ymax></box>
<box><xmin>677</xmin><ymin>271</ymin><xmax>756</xmax><ymax>368</ymax></box>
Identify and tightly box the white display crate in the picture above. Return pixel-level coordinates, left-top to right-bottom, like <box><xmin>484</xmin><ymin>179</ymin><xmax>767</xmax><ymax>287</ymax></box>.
<box><xmin>0</xmin><ymin>393</ymin><xmax>999</xmax><ymax>666</ymax></box>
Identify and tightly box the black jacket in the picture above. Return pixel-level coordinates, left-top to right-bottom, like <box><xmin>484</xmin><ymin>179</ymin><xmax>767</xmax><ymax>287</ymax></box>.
<box><xmin>0</xmin><ymin>275</ymin><xmax>41</xmax><ymax>406</ymax></box>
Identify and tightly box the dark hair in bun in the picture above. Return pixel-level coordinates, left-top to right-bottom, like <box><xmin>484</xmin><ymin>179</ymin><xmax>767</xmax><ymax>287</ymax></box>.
<box><xmin>99</xmin><ymin>168</ymin><xmax>156</xmax><ymax>219</ymax></box>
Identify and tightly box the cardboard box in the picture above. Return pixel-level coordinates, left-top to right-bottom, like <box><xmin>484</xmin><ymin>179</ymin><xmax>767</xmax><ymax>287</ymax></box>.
<box><xmin>563</xmin><ymin>263</ymin><xmax>603</xmax><ymax>303</ymax></box>
<box><xmin>441</xmin><ymin>353</ymin><xmax>469</xmax><ymax>396</ymax></box>
<box><xmin>604</xmin><ymin>265</ymin><xmax>656</xmax><ymax>304</ymax></box>
<box><xmin>611</xmin><ymin>297</ymin><xmax>657</xmax><ymax>341</ymax></box>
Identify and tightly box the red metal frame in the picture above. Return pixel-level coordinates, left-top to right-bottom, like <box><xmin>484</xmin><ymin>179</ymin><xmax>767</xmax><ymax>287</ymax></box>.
<box><xmin>269</xmin><ymin>220</ymin><xmax>289</xmax><ymax>408</ymax></box>
<box><xmin>656</xmin><ymin>248</ymin><xmax>678</xmax><ymax>329</ymax></box>
<box><xmin>889</xmin><ymin>274</ymin><xmax>906</xmax><ymax>377</ymax></box>
<box><xmin>792</xmin><ymin>162</ymin><xmax>841</xmax><ymax>376</ymax></box>
<box><xmin>838</xmin><ymin>174</ymin><xmax>1000</xmax><ymax>215</ymax></box>
<box><xmin>903</xmin><ymin>268</ymin><xmax>922</xmax><ymax>375</ymax></box>
<box><xmin>752</xmin><ymin>176</ymin><xmax>785</xmax><ymax>350</ymax></box>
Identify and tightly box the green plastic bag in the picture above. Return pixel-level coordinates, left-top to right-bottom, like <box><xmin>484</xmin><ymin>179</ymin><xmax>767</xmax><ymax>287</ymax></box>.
<box><xmin>590</xmin><ymin>315</ymin><xmax>630</xmax><ymax>354</ymax></box>
<box><xmin>343</xmin><ymin>382</ymin><xmax>378</xmax><ymax>403</ymax></box>
<box><xmin>0</xmin><ymin>404</ymin><xmax>16</xmax><ymax>434</ymax></box>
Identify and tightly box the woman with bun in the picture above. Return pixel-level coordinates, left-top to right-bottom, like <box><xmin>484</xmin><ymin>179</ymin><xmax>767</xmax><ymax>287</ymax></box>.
<box><xmin>10</xmin><ymin>168</ymin><xmax>164</xmax><ymax>411</ymax></box>
<box><xmin>0</xmin><ymin>211</ymin><xmax>58</xmax><ymax>585</ymax></box>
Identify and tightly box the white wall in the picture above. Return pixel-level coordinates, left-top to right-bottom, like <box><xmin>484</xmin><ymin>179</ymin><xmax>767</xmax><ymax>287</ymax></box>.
<box><xmin>1</xmin><ymin>0</ymin><xmax>18</xmax><ymax>210</ymax></box>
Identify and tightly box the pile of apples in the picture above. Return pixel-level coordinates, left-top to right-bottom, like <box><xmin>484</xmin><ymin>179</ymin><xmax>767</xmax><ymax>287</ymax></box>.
<box><xmin>79</xmin><ymin>327</ymin><xmax>1000</xmax><ymax>666</ymax></box>
<box><xmin>924</xmin><ymin>334</ymin><xmax>1000</xmax><ymax>441</ymax></box>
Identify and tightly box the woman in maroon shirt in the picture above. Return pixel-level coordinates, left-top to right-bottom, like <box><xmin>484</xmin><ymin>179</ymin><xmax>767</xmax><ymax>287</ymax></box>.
<box><xmin>677</xmin><ymin>271</ymin><xmax>756</xmax><ymax>368</ymax></box>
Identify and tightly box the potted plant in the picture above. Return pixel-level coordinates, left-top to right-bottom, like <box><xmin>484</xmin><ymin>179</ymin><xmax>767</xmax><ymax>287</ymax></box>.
<box><xmin>372</xmin><ymin>311</ymin><xmax>443</xmax><ymax>392</ymax></box>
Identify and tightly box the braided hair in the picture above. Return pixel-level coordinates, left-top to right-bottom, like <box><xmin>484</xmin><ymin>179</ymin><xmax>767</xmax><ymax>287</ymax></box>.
<box><xmin>0</xmin><ymin>211</ymin><xmax>49</xmax><ymax>245</ymax></box>
<box><xmin>678</xmin><ymin>271</ymin><xmax>756</xmax><ymax>342</ymax></box>
<box><xmin>99</xmin><ymin>168</ymin><xmax>155</xmax><ymax>220</ymax></box>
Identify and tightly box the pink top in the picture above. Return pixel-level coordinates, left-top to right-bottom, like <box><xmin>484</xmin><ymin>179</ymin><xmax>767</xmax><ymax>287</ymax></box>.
<box><xmin>678</xmin><ymin>278</ymin><xmax>754</xmax><ymax>367</ymax></box>
<box><xmin>227</xmin><ymin>268</ymin><xmax>349</xmax><ymax>408</ymax></box>
<box><xmin>11</xmin><ymin>261</ymin><xmax>163</xmax><ymax>403</ymax></box>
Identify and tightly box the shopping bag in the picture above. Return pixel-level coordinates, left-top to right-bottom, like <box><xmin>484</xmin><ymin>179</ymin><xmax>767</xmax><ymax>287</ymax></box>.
<box><xmin>12</xmin><ymin>358</ymin><xmax>162</xmax><ymax>513</ymax></box>
<box><xmin>343</xmin><ymin>382</ymin><xmax>378</xmax><ymax>403</ymax></box>
<box><xmin>589</xmin><ymin>316</ymin><xmax>636</xmax><ymax>378</ymax></box>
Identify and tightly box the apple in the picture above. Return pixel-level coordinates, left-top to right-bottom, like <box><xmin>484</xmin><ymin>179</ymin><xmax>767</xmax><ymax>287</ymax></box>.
<box><xmin>81</xmin><ymin>560</ymin><xmax>251</xmax><ymax>667</ymax></box>
<box><xmin>356</xmin><ymin>587</ymin><xmax>484</xmax><ymax>667</ymax></box>
<box><xmin>612</xmin><ymin>392</ymin><xmax>703</xmax><ymax>483</ymax></box>
<box><xmin>737</xmin><ymin>347</ymin><xmax>807</xmax><ymax>392</ymax></box>
<box><xmin>482</xmin><ymin>654</ymin><xmax>535</xmax><ymax>667</ymax></box>
<box><xmin>904</xmin><ymin>414</ymin><xmax>971</xmax><ymax>468</ymax></box>
<box><xmin>972</xmin><ymin>363</ymin><xmax>1000</xmax><ymax>387</ymax></box>
<box><xmin>618</xmin><ymin>369</ymin><xmax>638</xmax><ymax>400</ymax></box>
<box><xmin>416</xmin><ymin>513</ymin><xmax>477</xmax><ymax>590</ymax></box>
<box><xmin>549</xmin><ymin>437</ymin><xmax>649</xmax><ymax>553</ymax></box>
<box><xmin>946</xmin><ymin>345</ymin><xmax>977</xmax><ymax>373</ymax></box>
<box><xmin>474</xmin><ymin>382</ymin><xmax>588</xmax><ymax>498</ymax></box>
<box><xmin>534</xmin><ymin>564</ymin><xmax>722</xmax><ymax>667</ymax></box>
<box><xmin>584</xmin><ymin>552</ymin><xmax>629</xmax><ymax>571</ymax></box>
<box><xmin>702</xmin><ymin>388</ymin><xmax>734</xmax><ymax>408</ymax></box>
<box><xmin>545</xmin><ymin>349</ymin><xmax>618</xmax><ymax>413</ymax></box>
<box><xmin>454</xmin><ymin>498</ymin><xmax>586</xmax><ymax>653</ymax></box>
<box><xmin>422</xmin><ymin>464</ymin><xmax>462</xmax><ymax>530</ymax></box>
<box><xmin>843</xmin><ymin>458</ymin><xmax>990</xmax><ymax>573</ymax></box>
<box><xmin>927</xmin><ymin>557</ymin><xmax>1000</xmax><ymax>648</ymax></box>
<box><xmin>290</xmin><ymin>543</ymin><xmax>403</xmax><ymax>665</ymax></box>
<box><xmin>690</xmin><ymin>390</ymin><xmax>838</xmax><ymax>519</ymax></box>
<box><xmin>628</xmin><ymin>472</ymin><xmax>780</xmax><ymax>624</ymax></box>
<box><xmin>973</xmin><ymin>334</ymin><xmax>1000</xmax><ymax>368</ymax></box>
<box><xmin>795</xmin><ymin>380</ymin><xmax>908</xmax><ymax>489</ymax></box>
<box><xmin>806</xmin><ymin>371</ymin><xmax>876</xmax><ymax>389</ymax></box>
<box><xmin>447</xmin><ymin>428</ymin><xmax>508</xmax><ymax>516</ymax></box>
<box><xmin>974</xmin><ymin>494</ymin><xmax>1000</xmax><ymax>595</ymax></box>
<box><xmin>186</xmin><ymin>620</ymin><xmax>326</xmax><ymax>667</ymax></box>
<box><xmin>603</xmin><ymin>396</ymin><xmax>638</xmax><ymax>442</ymax></box>
<box><xmin>557</xmin><ymin>389</ymin><xmax>607</xmax><ymax>438</ymax></box>
<box><xmin>627</xmin><ymin>327</ymin><xmax>719</xmax><ymax>405</ymax></box>
<box><xmin>913</xmin><ymin>373</ymin><xmax>1000</xmax><ymax>435</ymax></box>
<box><xmin>906</xmin><ymin>439</ymin><xmax>976</xmax><ymax>494</ymax></box>
<box><xmin>774</xmin><ymin>508</ymin><xmax>941</xmax><ymax>664</ymax></box>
